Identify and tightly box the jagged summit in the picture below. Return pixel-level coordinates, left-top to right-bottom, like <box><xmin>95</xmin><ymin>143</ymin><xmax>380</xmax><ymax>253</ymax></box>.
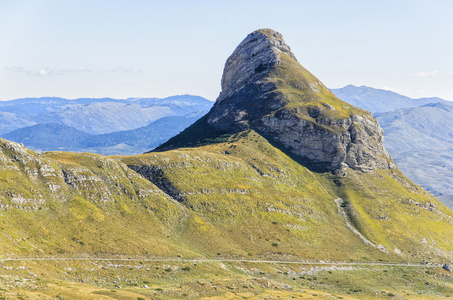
<box><xmin>158</xmin><ymin>29</ymin><xmax>394</xmax><ymax>172</ymax></box>
<box><xmin>217</xmin><ymin>29</ymin><xmax>297</xmax><ymax>104</ymax></box>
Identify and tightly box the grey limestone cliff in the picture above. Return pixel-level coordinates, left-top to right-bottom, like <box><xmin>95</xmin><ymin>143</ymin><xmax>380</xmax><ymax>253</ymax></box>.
<box><xmin>206</xmin><ymin>29</ymin><xmax>394</xmax><ymax>172</ymax></box>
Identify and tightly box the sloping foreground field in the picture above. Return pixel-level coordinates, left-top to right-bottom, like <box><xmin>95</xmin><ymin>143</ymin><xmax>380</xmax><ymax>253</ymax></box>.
<box><xmin>1</xmin><ymin>258</ymin><xmax>453</xmax><ymax>299</ymax></box>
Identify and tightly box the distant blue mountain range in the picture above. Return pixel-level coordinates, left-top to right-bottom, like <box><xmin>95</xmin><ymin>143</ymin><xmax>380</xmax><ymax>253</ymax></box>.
<box><xmin>0</xmin><ymin>95</ymin><xmax>213</xmax><ymax>155</ymax></box>
<box><xmin>331</xmin><ymin>85</ymin><xmax>449</xmax><ymax>113</ymax></box>
<box><xmin>332</xmin><ymin>85</ymin><xmax>453</xmax><ymax>208</ymax></box>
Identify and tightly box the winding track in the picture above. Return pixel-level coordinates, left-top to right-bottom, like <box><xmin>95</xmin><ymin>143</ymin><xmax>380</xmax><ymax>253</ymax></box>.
<box><xmin>0</xmin><ymin>257</ymin><xmax>440</xmax><ymax>268</ymax></box>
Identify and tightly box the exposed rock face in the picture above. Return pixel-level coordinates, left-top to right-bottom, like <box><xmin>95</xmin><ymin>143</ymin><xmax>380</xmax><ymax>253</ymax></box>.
<box><xmin>217</xmin><ymin>29</ymin><xmax>297</xmax><ymax>104</ymax></box>
<box><xmin>206</xmin><ymin>28</ymin><xmax>394</xmax><ymax>172</ymax></box>
<box><xmin>0</xmin><ymin>138</ymin><xmax>161</xmax><ymax>210</ymax></box>
<box><xmin>258</xmin><ymin>112</ymin><xmax>393</xmax><ymax>172</ymax></box>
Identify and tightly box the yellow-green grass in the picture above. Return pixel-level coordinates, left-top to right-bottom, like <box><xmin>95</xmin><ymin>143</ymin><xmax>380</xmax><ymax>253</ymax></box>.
<box><xmin>124</xmin><ymin>131</ymin><xmax>376</xmax><ymax>261</ymax></box>
<box><xmin>328</xmin><ymin>168</ymin><xmax>453</xmax><ymax>259</ymax></box>
<box><xmin>268</xmin><ymin>53</ymin><xmax>368</xmax><ymax>120</ymax></box>
<box><xmin>2</xmin><ymin>130</ymin><xmax>453</xmax><ymax>298</ymax></box>
<box><xmin>1</xmin><ymin>259</ymin><xmax>452</xmax><ymax>299</ymax></box>
<box><xmin>2</xmin><ymin>130</ymin><xmax>453</xmax><ymax>262</ymax></box>
<box><xmin>0</xmin><ymin>143</ymin><xmax>193</xmax><ymax>258</ymax></box>
<box><xmin>123</xmin><ymin>130</ymin><xmax>453</xmax><ymax>262</ymax></box>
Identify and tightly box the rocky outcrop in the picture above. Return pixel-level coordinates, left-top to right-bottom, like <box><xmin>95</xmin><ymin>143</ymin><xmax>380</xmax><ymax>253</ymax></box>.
<box><xmin>206</xmin><ymin>29</ymin><xmax>394</xmax><ymax>172</ymax></box>
<box><xmin>258</xmin><ymin>111</ymin><xmax>393</xmax><ymax>172</ymax></box>
<box><xmin>216</xmin><ymin>29</ymin><xmax>297</xmax><ymax>104</ymax></box>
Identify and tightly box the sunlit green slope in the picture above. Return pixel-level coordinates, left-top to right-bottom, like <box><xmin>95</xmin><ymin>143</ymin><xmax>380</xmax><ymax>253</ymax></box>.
<box><xmin>1</xmin><ymin>130</ymin><xmax>452</xmax><ymax>263</ymax></box>
<box><xmin>0</xmin><ymin>138</ymin><xmax>191</xmax><ymax>258</ymax></box>
<box><xmin>124</xmin><ymin>129</ymin><xmax>453</xmax><ymax>262</ymax></box>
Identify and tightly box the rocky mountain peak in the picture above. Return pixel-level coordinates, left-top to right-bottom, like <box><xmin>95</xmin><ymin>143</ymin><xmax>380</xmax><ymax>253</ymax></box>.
<box><xmin>167</xmin><ymin>29</ymin><xmax>395</xmax><ymax>172</ymax></box>
<box><xmin>217</xmin><ymin>29</ymin><xmax>297</xmax><ymax>104</ymax></box>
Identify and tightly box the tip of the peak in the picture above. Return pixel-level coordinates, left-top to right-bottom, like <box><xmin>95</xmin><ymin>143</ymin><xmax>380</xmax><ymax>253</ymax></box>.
<box><xmin>250</xmin><ymin>28</ymin><xmax>282</xmax><ymax>38</ymax></box>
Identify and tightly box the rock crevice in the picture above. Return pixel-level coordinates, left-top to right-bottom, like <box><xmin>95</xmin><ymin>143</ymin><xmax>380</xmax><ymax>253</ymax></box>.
<box><xmin>127</xmin><ymin>164</ymin><xmax>185</xmax><ymax>203</ymax></box>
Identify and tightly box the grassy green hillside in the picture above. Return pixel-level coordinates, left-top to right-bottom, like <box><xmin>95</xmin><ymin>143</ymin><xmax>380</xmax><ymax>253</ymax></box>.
<box><xmin>0</xmin><ymin>138</ymin><xmax>192</xmax><ymax>258</ymax></box>
<box><xmin>1</xmin><ymin>132</ymin><xmax>453</xmax><ymax>298</ymax></box>
<box><xmin>1</xmin><ymin>130</ymin><xmax>453</xmax><ymax>261</ymax></box>
<box><xmin>125</xmin><ymin>130</ymin><xmax>453</xmax><ymax>262</ymax></box>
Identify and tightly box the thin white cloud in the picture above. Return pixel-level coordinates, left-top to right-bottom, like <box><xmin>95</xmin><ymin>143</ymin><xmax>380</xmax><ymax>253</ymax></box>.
<box><xmin>109</xmin><ymin>66</ymin><xmax>142</xmax><ymax>73</ymax></box>
<box><xmin>3</xmin><ymin>66</ymin><xmax>93</xmax><ymax>76</ymax></box>
<box><xmin>380</xmin><ymin>86</ymin><xmax>397</xmax><ymax>92</ymax></box>
<box><xmin>38</xmin><ymin>69</ymin><xmax>48</xmax><ymax>76</ymax></box>
<box><xmin>58</xmin><ymin>67</ymin><xmax>93</xmax><ymax>74</ymax></box>
<box><xmin>3</xmin><ymin>66</ymin><xmax>141</xmax><ymax>75</ymax></box>
<box><xmin>413</xmin><ymin>71</ymin><xmax>439</xmax><ymax>78</ymax></box>
<box><xmin>3</xmin><ymin>66</ymin><xmax>28</xmax><ymax>73</ymax></box>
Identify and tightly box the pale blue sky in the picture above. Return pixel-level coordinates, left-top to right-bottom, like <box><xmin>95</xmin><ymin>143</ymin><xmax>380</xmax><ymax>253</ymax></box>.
<box><xmin>1</xmin><ymin>0</ymin><xmax>452</xmax><ymax>101</ymax></box>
